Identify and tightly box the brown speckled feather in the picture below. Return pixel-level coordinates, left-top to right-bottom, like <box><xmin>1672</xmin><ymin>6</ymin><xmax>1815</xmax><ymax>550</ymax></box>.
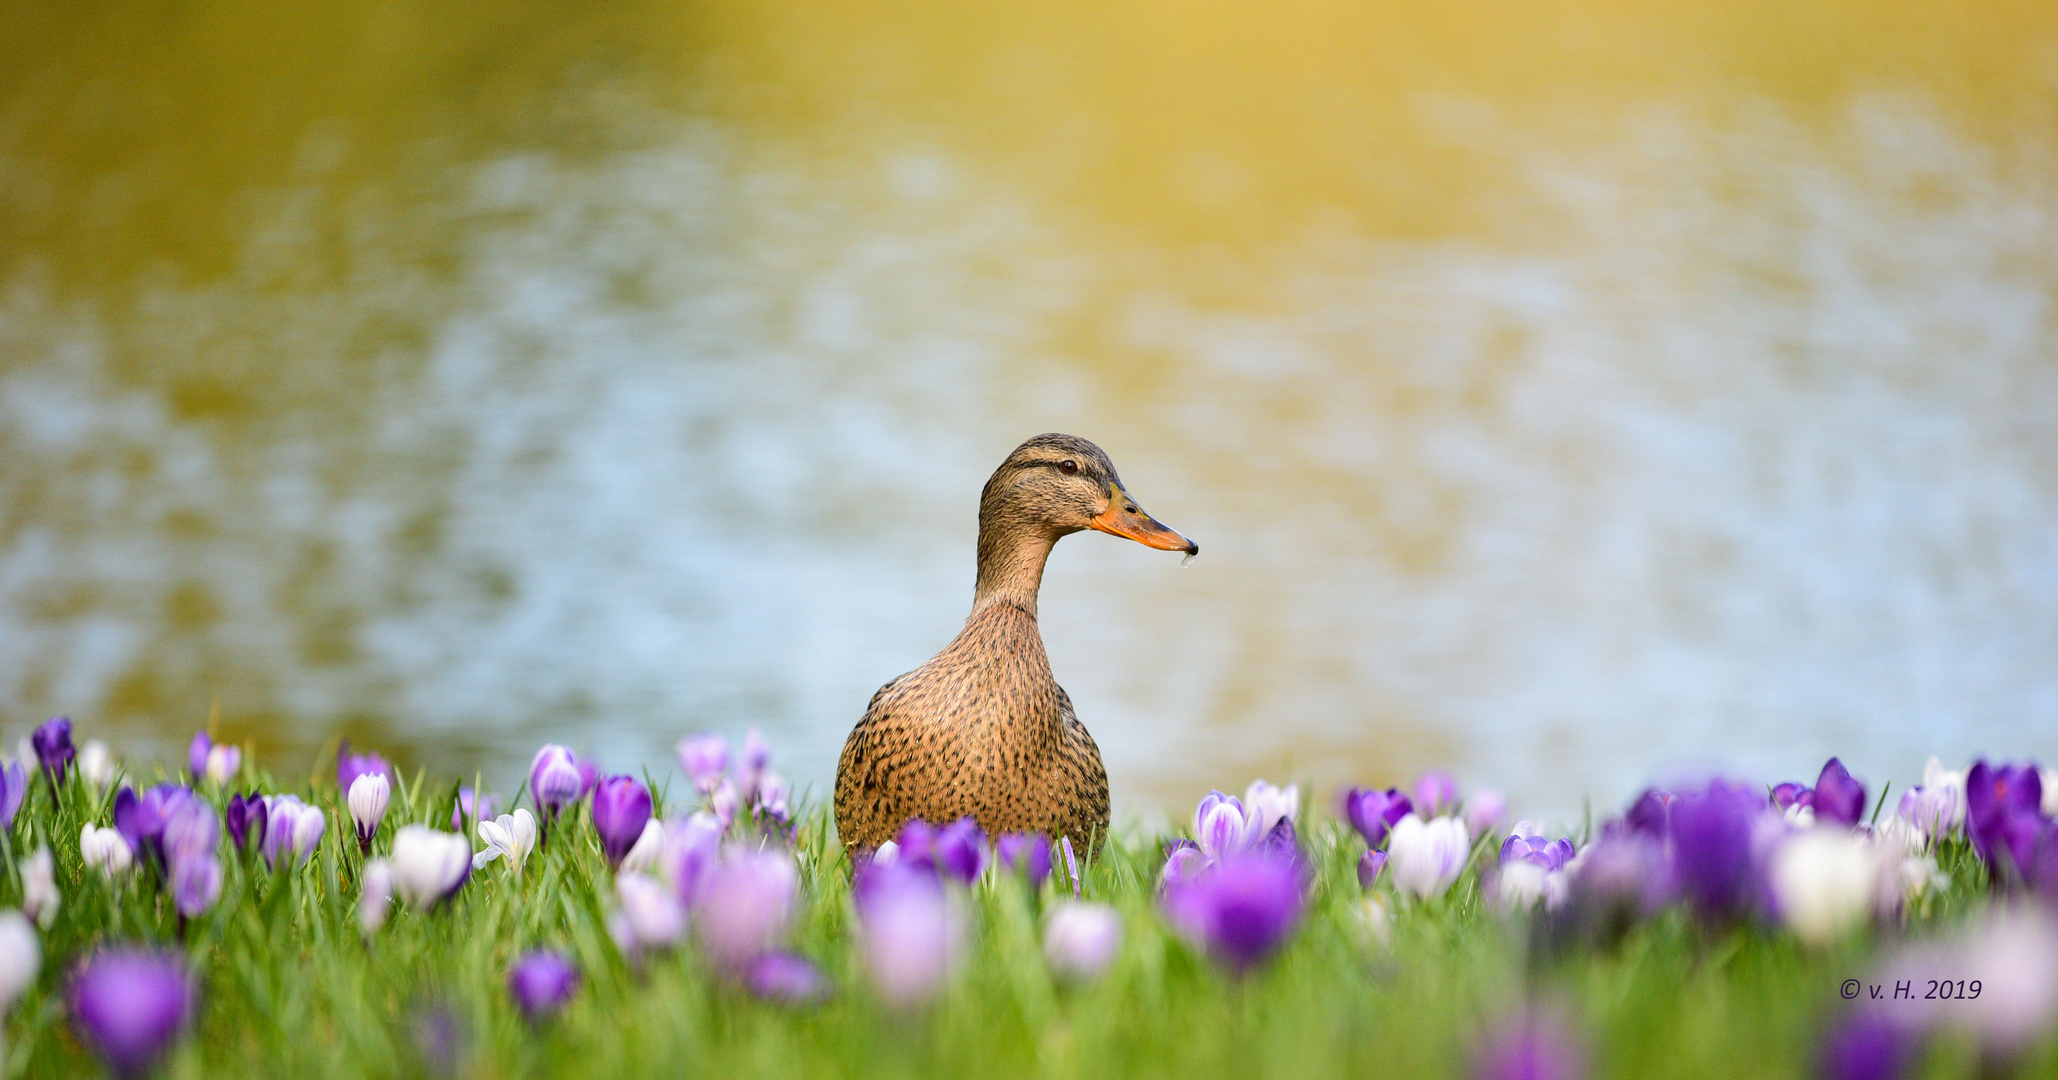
<box><xmin>834</xmin><ymin>433</ymin><xmax>1190</xmax><ymax>857</ymax></box>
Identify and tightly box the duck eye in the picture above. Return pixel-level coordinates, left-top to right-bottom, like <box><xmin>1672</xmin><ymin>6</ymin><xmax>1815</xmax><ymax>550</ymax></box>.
<box><xmin>1058</xmin><ymin>460</ymin><xmax>1079</xmax><ymax>475</ymax></box>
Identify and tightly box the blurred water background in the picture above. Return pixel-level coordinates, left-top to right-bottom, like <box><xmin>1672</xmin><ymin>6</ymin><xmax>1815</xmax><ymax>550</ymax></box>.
<box><xmin>3</xmin><ymin>1</ymin><xmax>2057</xmax><ymax>826</ymax></box>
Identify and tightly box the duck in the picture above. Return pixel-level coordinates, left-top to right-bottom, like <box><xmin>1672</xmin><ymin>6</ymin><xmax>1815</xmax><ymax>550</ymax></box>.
<box><xmin>834</xmin><ymin>433</ymin><xmax>1197</xmax><ymax>857</ymax></box>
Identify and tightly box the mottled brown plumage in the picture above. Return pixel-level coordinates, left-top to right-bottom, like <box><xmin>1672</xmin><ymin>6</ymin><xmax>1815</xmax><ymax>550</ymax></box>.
<box><xmin>834</xmin><ymin>433</ymin><xmax>1196</xmax><ymax>857</ymax></box>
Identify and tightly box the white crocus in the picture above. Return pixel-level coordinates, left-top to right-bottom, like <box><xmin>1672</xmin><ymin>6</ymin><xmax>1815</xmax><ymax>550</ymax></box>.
<box><xmin>347</xmin><ymin>773</ymin><xmax>391</xmax><ymax>847</ymax></box>
<box><xmin>615</xmin><ymin>872</ymin><xmax>687</xmax><ymax>950</ymax></box>
<box><xmin>0</xmin><ymin>911</ymin><xmax>37</xmax><ymax>1014</ymax></box>
<box><xmin>1492</xmin><ymin>861</ymin><xmax>1567</xmax><ymax>912</ymax></box>
<box><xmin>1242</xmin><ymin>780</ymin><xmax>1300</xmax><ymax>836</ymax></box>
<box><xmin>389</xmin><ymin>826</ymin><xmax>471</xmax><ymax>907</ymax></box>
<box><xmin>77</xmin><ymin>740</ymin><xmax>117</xmax><ymax>794</ymax></box>
<box><xmin>1387</xmin><ymin>814</ymin><xmax>1472</xmax><ymax>899</ymax></box>
<box><xmin>80</xmin><ymin>825</ymin><xmax>133</xmax><ymax>879</ymax></box>
<box><xmin>619</xmin><ymin>819</ymin><xmax>665</xmax><ymax>875</ymax></box>
<box><xmin>1770</xmin><ymin>828</ymin><xmax>1883</xmax><ymax>946</ymax></box>
<box><xmin>1043</xmin><ymin>901</ymin><xmax>1123</xmax><ymax>981</ymax></box>
<box><xmin>2043</xmin><ymin>769</ymin><xmax>2058</xmax><ymax>818</ymax></box>
<box><xmin>474</xmin><ymin>809</ymin><xmax>538</xmax><ymax>872</ymax></box>
<box><xmin>359</xmin><ymin>859</ymin><xmax>394</xmax><ymax>935</ymax></box>
<box><xmin>1922</xmin><ymin>758</ymin><xmax>1969</xmax><ymax>833</ymax></box>
<box><xmin>204</xmin><ymin>744</ymin><xmax>241</xmax><ymax>784</ymax></box>
<box><xmin>18</xmin><ymin>850</ymin><xmax>56</xmax><ymax>930</ymax></box>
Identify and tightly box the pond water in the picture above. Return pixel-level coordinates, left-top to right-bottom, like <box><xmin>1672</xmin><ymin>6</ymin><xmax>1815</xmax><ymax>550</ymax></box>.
<box><xmin>3</xmin><ymin>1</ymin><xmax>2056</xmax><ymax>825</ymax></box>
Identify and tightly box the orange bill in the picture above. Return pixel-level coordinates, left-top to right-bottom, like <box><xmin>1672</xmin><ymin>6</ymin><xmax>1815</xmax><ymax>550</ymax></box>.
<box><xmin>1088</xmin><ymin>487</ymin><xmax>1198</xmax><ymax>555</ymax></box>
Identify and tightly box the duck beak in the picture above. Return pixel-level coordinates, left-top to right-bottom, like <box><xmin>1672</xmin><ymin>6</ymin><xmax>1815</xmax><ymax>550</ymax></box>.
<box><xmin>1089</xmin><ymin>486</ymin><xmax>1199</xmax><ymax>555</ymax></box>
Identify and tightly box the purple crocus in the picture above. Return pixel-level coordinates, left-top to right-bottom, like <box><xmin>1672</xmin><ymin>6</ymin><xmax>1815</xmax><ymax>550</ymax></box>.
<box><xmin>1472</xmin><ymin>1010</ymin><xmax>1586</xmax><ymax>1080</ymax></box>
<box><xmin>659</xmin><ymin>814</ymin><xmax>724</xmax><ymax>905</ymax></box>
<box><xmin>1501</xmin><ymin>834</ymin><xmax>1577</xmax><ymax>873</ymax></box>
<box><xmin>855</xmin><ymin>861</ymin><xmax>964</xmax><ymax>1007</ymax></box>
<box><xmin>590</xmin><ymin>776</ymin><xmax>653</xmax><ymax>869</ymax></box>
<box><xmin>1772</xmin><ymin>782</ymin><xmax>1814</xmax><ymax>813</ymax></box>
<box><xmin>261</xmin><ymin>795</ymin><xmax>326</xmax><ymax>870</ymax></box>
<box><xmin>528</xmin><ymin>745</ymin><xmax>586</xmax><ymax>826</ymax></box>
<box><xmin>694</xmin><ymin>848</ymin><xmax>799</xmax><ymax>973</ymax></box>
<box><xmin>1559</xmin><ymin>832</ymin><xmax>1673</xmax><ymax>942</ymax></box>
<box><xmin>171</xmin><ymin>853</ymin><xmax>222</xmax><ymax>919</ymax></box>
<box><xmin>743</xmin><ymin>951</ymin><xmax>831</xmax><ymax>1005</ymax></box>
<box><xmin>31</xmin><ymin>717</ymin><xmax>73</xmax><ymax>785</ymax></box>
<box><xmin>996</xmin><ymin>833</ymin><xmax>1053</xmax><ymax>888</ymax></box>
<box><xmin>67</xmin><ymin>948</ymin><xmax>195</xmax><ymax>1078</ymax></box>
<box><xmin>1357</xmin><ymin>849</ymin><xmax>1388</xmax><ymax>889</ymax></box>
<box><xmin>1667</xmin><ymin>779</ymin><xmax>1765</xmax><ymax>921</ymax></box>
<box><xmin>335</xmin><ymin>740</ymin><xmax>390</xmax><ymax>798</ymax></box>
<box><xmin>1162</xmin><ymin>840</ymin><xmax>1207</xmax><ymax>888</ymax></box>
<box><xmin>894</xmin><ymin>818</ymin><xmax>989</xmax><ymax>885</ymax></box>
<box><xmin>186</xmin><ymin>733</ymin><xmax>211</xmax><ymax>782</ymax></box>
<box><xmin>1816</xmin><ymin>1012</ymin><xmax>1912</xmax><ymax>1080</ymax></box>
<box><xmin>676</xmin><ymin>734</ymin><xmax>729</xmax><ymax>794</ymax></box>
<box><xmin>1342</xmin><ymin>787</ymin><xmax>1413</xmax><ymax>848</ymax></box>
<box><xmin>1813</xmin><ymin>758</ymin><xmax>1868</xmax><ymax>828</ymax></box>
<box><xmin>1414</xmin><ymin>771</ymin><xmax>1461</xmax><ymax>818</ymax></box>
<box><xmin>0</xmin><ymin>759</ymin><xmax>27</xmax><ymax>831</ymax></box>
<box><xmin>507</xmin><ymin>950</ymin><xmax>580</xmax><ymax>1022</ymax></box>
<box><xmin>451</xmin><ymin>788</ymin><xmax>495</xmax><ymax>833</ymax></box>
<box><xmin>1160</xmin><ymin>853</ymin><xmax>1305</xmax><ymax>976</ymax></box>
<box><xmin>1624</xmin><ymin>788</ymin><xmax>1674</xmax><ymax>836</ymax></box>
<box><xmin>161</xmin><ymin>798</ymin><xmax>218</xmax><ymax>869</ymax></box>
<box><xmin>113</xmin><ymin>784</ymin><xmax>198</xmax><ymax>870</ymax></box>
<box><xmin>1965</xmin><ymin>760</ymin><xmax>2047</xmax><ymax>882</ymax></box>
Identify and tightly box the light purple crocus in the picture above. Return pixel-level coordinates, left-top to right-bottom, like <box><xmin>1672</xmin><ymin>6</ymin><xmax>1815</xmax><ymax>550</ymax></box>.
<box><xmin>507</xmin><ymin>950</ymin><xmax>580</xmax><ymax>1022</ymax></box>
<box><xmin>737</xmin><ymin>729</ymin><xmax>771</xmax><ymax>803</ymax></box>
<box><xmin>1342</xmin><ymin>787</ymin><xmax>1414</xmax><ymax>848</ymax></box>
<box><xmin>171</xmin><ymin>853</ymin><xmax>222</xmax><ymax>919</ymax></box>
<box><xmin>744</xmin><ymin>951</ymin><xmax>831</xmax><ymax>1005</ymax></box>
<box><xmin>1501</xmin><ymin>833</ymin><xmax>1577</xmax><ymax>873</ymax></box>
<box><xmin>1464</xmin><ymin>789</ymin><xmax>1508</xmax><ymax>836</ymax></box>
<box><xmin>1813</xmin><ymin>758</ymin><xmax>1868</xmax><ymax>828</ymax></box>
<box><xmin>1357</xmin><ymin>849</ymin><xmax>1388</xmax><ymax>889</ymax></box>
<box><xmin>855</xmin><ymin>861</ymin><xmax>963</xmax><ymax>1007</ymax></box>
<box><xmin>1160</xmin><ymin>853</ymin><xmax>1305</xmax><ymax>976</ymax></box>
<box><xmin>67</xmin><ymin>948</ymin><xmax>194</xmax><ymax>1078</ymax></box>
<box><xmin>528</xmin><ymin>745</ymin><xmax>586</xmax><ymax>826</ymax></box>
<box><xmin>161</xmin><ymin>798</ymin><xmax>218</xmax><ymax>869</ymax></box>
<box><xmin>1194</xmin><ymin>791</ymin><xmax>1254</xmax><ymax>862</ymax></box>
<box><xmin>590</xmin><ymin>776</ymin><xmax>653</xmax><ymax>869</ymax></box>
<box><xmin>676</xmin><ymin>734</ymin><xmax>729</xmax><ymax>794</ymax></box>
<box><xmin>451</xmin><ymin>788</ymin><xmax>494</xmax><ymax>833</ymax></box>
<box><xmin>1414</xmin><ymin>771</ymin><xmax>1461</xmax><ymax>818</ymax></box>
<box><xmin>659</xmin><ymin>813</ymin><xmax>724</xmax><ymax>905</ymax></box>
<box><xmin>694</xmin><ymin>848</ymin><xmax>799</xmax><ymax>973</ymax></box>
<box><xmin>1162</xmin><ymin>840</ymin><xmax>1207</xmax><ymax>889</ymax></box>
<box><xmin>262</xmin><ymin>795</ymin><xmax>326</xmax><ymax>869</ymax></box>
<box><xmin>1772</xmin><ymin>782</ymin><xmax>1814</xmax><ymax>813</ymax></box>
<box><xmin>31</xmin><ymin>717</ymin><xmax>73</xmax><ymax>785</ymax></box>
<box><xmin>1471</xmin><ymin>1010</ymin><xmax>1586</xmax><ymax>1080</ymax></box>
<box><xmin>335</xmin><ymin>740</ymin><xmax>390</xmax><ymax>798</ymax></box>
<box><xmin>1897</xmin><ymin>786</ymin><xmax>1959</xmax><ymax>841</ymax></box>
<box><xmin>0</xmin><ymin>759</ymin><xmax>27</xmax><ymax>831</ymax></box>
<box><xmin>187</xmin><ymin>733</ymin><xmax>211</xmax><ymax>782</ymax></box>
<box><xmin>996</xmin><ymin>833</ymin><xmax>1053</xmax><ymax>888</ymax></box>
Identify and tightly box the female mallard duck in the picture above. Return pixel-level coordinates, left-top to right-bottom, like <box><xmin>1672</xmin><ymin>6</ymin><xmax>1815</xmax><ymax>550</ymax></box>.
<box><xmin>834</xmin><ymin>433</ymin><xmax>1196</xmax><ymax>856</ymax></box>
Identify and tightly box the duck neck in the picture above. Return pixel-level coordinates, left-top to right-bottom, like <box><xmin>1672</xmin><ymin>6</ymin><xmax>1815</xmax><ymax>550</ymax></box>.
<box><xmin>971</xmin><ymin>523</ymin><xmax>1062</xmax><ymax>617</ymax></box>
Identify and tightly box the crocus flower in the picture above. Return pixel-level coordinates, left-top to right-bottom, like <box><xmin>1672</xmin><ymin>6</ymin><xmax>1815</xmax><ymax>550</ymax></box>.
<box><xmin>1493</xmin><ymin>861</ymin><xmax>1567</xmax><ymax>912</ymax></box>
<box><xmin>614</xmin><ymin>872</ymin><xmax>688</xmax><ymax>952</ymax></box>
<box><xmin>1668</xmin><ymin>779</ymin><xmax>1766</xmax><ymax>920</ymax></box>
<box><xmin>1194</xmin><ymin>791</ymin><xmax>1256</xmax><ymax>862</ymax></box>
<box><xmin>1387</xmin><ymin>814</ymin><xmax>1472</xmax><ymax>900</ymax></box>
<box><xmin>996</xmin><ymin>833</ymin><xmax>1053</xmax><ymax>888</ymax></box>
<box><xmin>20</xmin><ymin>847</ymin><xmax>57</xmax><ymax>929</ymax></box>
<box><xmin>1162</xmin><ymin>841</ymin><xmax>1207</xmax><ymax>889</ymax></box>
<box><xmin>929</xmin><ymin>818</ymin><xmax>989</xmax><ymax>884</ymax></box>
<box><xmin>2045</xmin><ymin>768</ymin><xmax>2058</xmax><ymax>819</ymax></box>
<box><xmin>676</xmin><ymin>734</ymin><xmax>729</xmax><ymax>794</ymax></box>
<box><xmin>1501</xmin><ymin>833</ymin><xmax>1578</xmax><ymax>873</ymax></box>
<box><xmin>737</xmin><ymin>728</ymin><xmax>771</xmax><ymax>804</ymax></box>
<box><xmin>620</xmin><ymin>819</ymin><xmax>665</xmax><ymax>875</ymax></box>
<box><xmin>1773</xmin><ymin>782</ymin><xmax>1814</xmax><ymax>813</ymax></box>
<box><xmin>1061</xmin><ymin>835</ymin><xmax>1081</xmax><ymax>897</ymax></box>
<box><xmin>0</xmin><ymin>911</ymin><xmax>39</xmax><ymax>1015</ymax></box>
<box><xmin>1464</xmin><ymin>789</ymin><xmax>1508</xmax><ymax>836</ymax></box>
<box><xmin>1341</xmin><ymin>787</ymin><xmax>1413</xmax><ymax>848</ymax></box>
<box><xmin>187</xmin><ymin>733</ymin><xmax>211</xmax><ymax>781</ymax></box>
<box><xmin>1815</xmin><ymin>1012</ymin><xmax>1912</xmax><ymax>1080</ymax></box>
<box><xmin>450</xmin><ymin>788</ymin><xmax>494</xmax><ymax>833</ymax></box>
<box><xmin>474</xmin><ymin>809</ymin><xmax>539</xmax><ymax>873</ymax></box>
<box><xmin>590</xmin><ymin>775</ymin><xmax>654</xmax><ymax>869</ymax></box>
<box><xmin>262</xmin><ymin>795</ymin><xmax>326</xmax><ymax>869</ymax></box>
<box><xmin>1160</xmin><ymin>854</ymin><xmax>1305</xmax><ymax>975</ymax></box>
<box><xmin>1414</xmin><ymin>771</ymin><xmax>1461</xmax><ymax>818</ymax></box>
<box><xmin>1243</xmin><ymin>780</ymin><xmax>1300</xmax><ymax>835</ymax></box>
<box><xmin>1813</xmin><ymin>758</ymin><xmax>1868</xmax><ymax>828</ymax></box>
<box><xmin>1896</xmin><ymin>786</ymin><xmax>1959</xmax><ymax>842</ymax></box>
<box><xmin>694</xmin><ymin>848</ymin><xmax>799</xmax><ymax>973</ymax></box>
<box><xmin>1357</xmin><ymin>849</ymin><xmax>1388</xmax><ymax>889</ymax></box>
<box><xmin>508</xmin><ymin>950</ymin><xmax>580</xmax><ymax>1022</ymax></box>
<box><xmin>225</xmin><ymin>794</ymin><xmax>267</xmax><ymax>853</ymax></box>
<box><xmin>170</xmin><ymin>853</ymin><xmax>222</xmax><ymax>919</ymax></box>
<box><xmin>82</xmin><ymin>824</ymin><xmax>135</xmax><ymax>878</ymax></box>
<box><xmin>1044</xmin><ymin>901</ymin><xmax>1122</xmax><ymax>981</ymax></box>
<box><xmin>1471</xmin><ymin>1010</ymin><xmax>1586</xmax><ymax>1080</ymax></box>
<box><xmin>528</xmin><ymin>744</ymin><xmax>585</xmax><ymax>824</ymax></box>
<box><xmin>659</xmin><ymin>813</ymin><xmax>724</xmax><ymax>904</ymax></box>
<box><xmin>189</xmin><ymin>735</ymin><xmax>237</xmax><ymax>783</ymax></box>
<box><xmin>389</xmin><ymin>826</ymin><xmax>471</xmax><ymax>908</ymax></box>
<box><xmin>335</xmin><ymin>740</ymin><xmax>390</xmax><ymax>799</ymax></box>
<box><xmin>0</xmin><ymin>758</ymin><xmax>25</xmax><ymax>831</ymax></box>
<box><xmin>348</xmin><ymin>773</ymin><xmax>390</xmax><ymax>853</ymax></box>
<box><xmin>31</xmin><ymin>717</ymin><xmax>73</xmax><ymax>784</ymax></box>
<box><xmin>1965</xmin><ymin>760</ymin><xmax>2046</xmax><ymax>881</ymax></box>
<box><xmin>68</xmin><ymin>949</ymin><xmax>194</xmax><ymax>1079</ymax></box>
<box><xmin>359</xmin><ymin>859</ymin><xmax>393</xmax><ymax>935</ymax></box>
<box><xmin>1624</xmin><ymin>788</ymin><xmax>1674</xmax><ymax>836</ymax></box>
<box><xmin>743</xmin><ymin>952</ymin><xmax>830</xmax><ymax>1005</ymax></box>
<box><xmin>113</xmin><ymin>784</ymin><xmax>196</xmax><ymax>870</ymax></box>
<box><xmin>855</xmin><ymin>861</ymin><xmax>964</xmax><ymax>1007</ymax></box>
<box><xmin>161</xmin><ymin>798</ymin><xmax>218</xmax><ymax>870</ymax></box>
<box><xmin>77</xmin><ymin>741</ymin><xmax>115</xmax><ymax>795</ymax></box>
<box><xmin>1770</xmin><ymin>829</ymin><xmax>1883</xmax><ymax>946</ymax></box>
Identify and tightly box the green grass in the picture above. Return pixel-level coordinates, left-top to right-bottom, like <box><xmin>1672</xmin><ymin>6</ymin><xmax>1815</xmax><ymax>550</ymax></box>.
<box><xmin>0</xmin><ymin>761</ymin><xmax>2046</xmax><ymax>1079</ymax></box>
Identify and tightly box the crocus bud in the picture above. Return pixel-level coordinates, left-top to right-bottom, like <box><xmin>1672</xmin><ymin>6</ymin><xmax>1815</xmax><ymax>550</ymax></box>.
<box><xmin>507</xmin><ymin>950</ymin><xmax>580</xmax><ymax>1022</ymax></box>
<box><xmin>451</xmin><ymin>788</ymin><xmax>494</xmax><ymax>833</ymax></box>
<box><xmin>1897</xmin><ymin>786</ymin><xmax>1957</xmax><ymax>841</ymax></box>
<box><xmin>0</xmin><ymin>910</ymin><xmax>39</xmax><ymax>1014</ymax></box>
<box><xmin>389</xmin><ymin>826</ymin><xmax>471</xmax><ymax>908</ymax></box>
<box><xmin>225</xmin><ymin>794</ymin><xmax>267</xmax><ymax>853</ymax></box>
<box><xmin>67</xmin><ymin>949</ymin><xmax>194</xmax><ymax>1079</ymax></box>
<box><xmin>743</xmin><ymin>952</ymin><xmax>830</xmax><ymax>1005</ymax></box>
<box><xmin>1160</xmin><ymin>853</ymin><xmax>1305</xmax><ymax>976</ymax></box>
<box><xmin>1043</xmin><ymin>901</ymin><xmax>1122</xmax><ymax>981</ymax></box>
<box><xmin>1464</xmin><ymin>789</ymin><xmax>1508</xmax><ymax>836</ymax></box>
<box><xmin>161</xmin><ymin>799</ymin><xmax>218</xmax><ymax>870</ymax></box>
<box><xmin>1813</xmin><ymin>758</ymin><xmax>1868</xmax><ymax>828</ymax></box>
<box><xmin>1342</xmin><ymin>787</ymin><xmax>1413</xmax><ymax>848</ymax></box>
<box><xmin>1194</xmin><ymin>792</ymin><xmax>1254</xmax><ymax>862</ymax></box>
<box><xmin>262</xmin><ymin>795</ymin><xmax>326</xmax><ymax>870</ymax></box>
<box><xmin>474</xmin><ymin>810</ymin><xmax>539</xmax><ymax>873</ymax></box>
<box><xmin>1815</xmin><ymin>1012</ymin><xmax>1912</xmax><ymax>1080</ymax></box>
<box><xmin>930</xmin><ymin>818</ymin><xmax>988</xmax><ymax>885</ymax></box>
<box><xmin>695</xmin><ymin>848</ymin><xmax>799</xmax><ymax>973</ymax></box>
<box><xmin>676</xmin><ymin>734</ymin><xmax>729</xmax><ymax>794</ymax></box>
<box><xmin>856</xmin><ymin>862</ymin><xmax>964</xmax><ymax>1008</ymax></box>
<box><xmin>360</xmin><ymin>858</ymin><xmax>393</xmax><ymax>935</ymax></box>
<box><xmin>996</xmin><ymin>833</ymin><xmax>1053</xmax><ymax>888</ymax></box>
<box><xmin>1242</xmin><ymin>780</ymin><xmax>1300</xmax><ymax>836</ymax></box>
<box><xmin>0</xmin><ymin>760</ymin><xmax>24</xmax><ymax>832</ymax></box>
<box><xmin>204</xmin><ymin>744</ymin><xmax>241</xmax><ymax>785</ymax></box>
<box><xmin>1770</xmin><ymin>829</ymin><xmax>1882</xmax><ymax>947</ymax></box>
<box><xmin>659</xmin><ymin>814</ymin><xmax>723</xmax><ymax>904</ymax></box>
<box><xmin>348</xmin><ymin>773</ymin><xmax>391</xmax><ymax>853</ymax></box>
<box><xmin>737</xmin><ymin>729</ymin><xmax>771</xmax><ymax>804</ymax></box>
<box><xmin>31</xmin><ymin>717</ymin><xmax>73</xmax><ymax>785</ymax></box>
<box><xmin>1669</xmin><ymin>780</ymin><xmax>1766</xmax><ymax>920</ymax></box>
<box><xmin>20</xmin><ymin>848</ymin><xmax>57</xmax><ymax>929</ymax></box>
<box><xmin>590</xmin><ymin>776</ymin><xmax>653</xmax><ymax>869</ymax></box>
<box><xmin>616</xmin><ymin>872</ymin><xmax>687</xmax><ymax>951</ymax></box>
<box><xmin>171</xmin><ymin>854</ymin><xmax>222</xmax><ymax>919</ymax></box>
<box><xmin>1357</xmin><ymin>849</ymin><xmax>1388</xmax><ymax>889</ymax></box>
<box><xmin>1162</xmin><ymin>841</ymin><xmax>1206</xmax><ymax>889</ymax></box>
<box><xmin>76</xmin><ymin>741</ymin><xmax>115</xmax><ymax>796</ymax></box>
<box><xmin>619</xmin><ymin>819</ymin><xmax>665</xmax><ymax>875</ymax></box>
<box><xmin>186</xmin><ymin>733</ymin><xmax>211</xmax><ymax>782</ymax></box>
<box><xmin>81</xmin><ymin>825</ymin><xmax>134</xmax><ymax>879</ymax></box>
<box><xmin>528</xmin><ymin>745</ymin><xmax>585</xmax><ymax>823</ymax></box>
<box><xmin>1387</xmin><ymin>814</ymin><xmax>1471</xmax><ymax>899</ymax></box>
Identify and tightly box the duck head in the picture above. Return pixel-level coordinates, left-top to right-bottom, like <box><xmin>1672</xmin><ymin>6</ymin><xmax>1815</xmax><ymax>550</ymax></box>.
<box><xmin>978</xmin><ymin>433</ymin><xmax>1197</xmax><ymax>557</ymax></box>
